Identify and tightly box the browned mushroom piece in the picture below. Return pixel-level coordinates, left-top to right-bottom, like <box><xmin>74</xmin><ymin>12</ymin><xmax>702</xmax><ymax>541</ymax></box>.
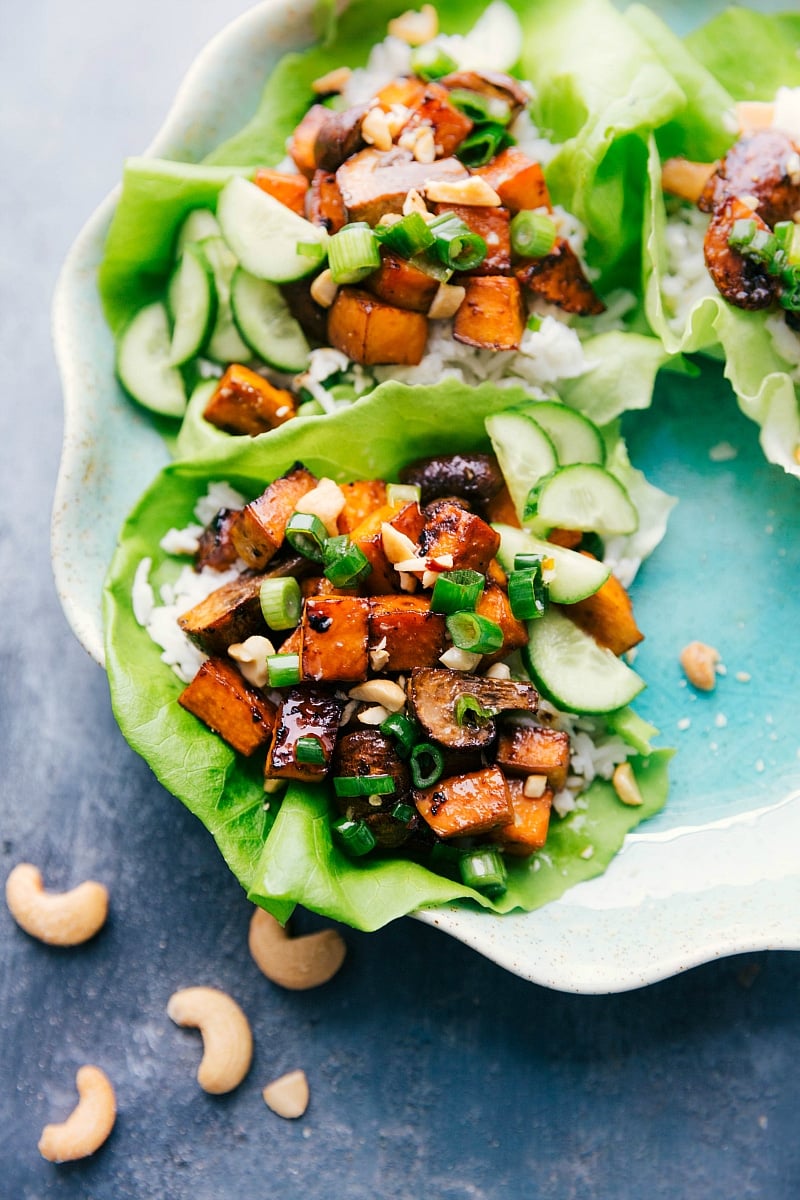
<box><xmin>407</xmin><ymin>668</ymin><xmax>538</xmax><ymax>751</ymax></box>
<box><xmin>698</xmin><ymin>129</ymin><xmax>800</xmax><ymax>228</ymax></box>
<box><xmin>399</xmin><ymin>453</ymin><xmax>505</xmax><ymax>510</ymax></box>
<box><xmin>336</xmin><ymin>147</ymin><xmax>468</xmax><ymax>226</ymax></box>
<box><xmin>440</xmin><ymin>69</ymin><xmax>529</xmax><ymax>123</ymax></box>
<box><xmin>313</xmin><ymin>103</ymin><xmax>371</xmax><ymax>173</ymax></box>
<box><xmin>704</xmin><ymin>198</ymin><xmax>777</xmax><ymax>310</ymax></box>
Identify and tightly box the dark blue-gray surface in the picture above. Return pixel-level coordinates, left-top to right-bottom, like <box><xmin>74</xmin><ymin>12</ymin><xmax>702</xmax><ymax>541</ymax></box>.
<box><xmin>2</xmin><ymin>2</ymin><xmax>800</xmax><ymax>1197</ymax></box>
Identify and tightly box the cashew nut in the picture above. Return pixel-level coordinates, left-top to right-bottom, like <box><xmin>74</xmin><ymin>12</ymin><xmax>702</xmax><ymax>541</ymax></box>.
<box><xmin>167</xmin><ymin>987</ymin><xmax>253</xmax><ymax>1094</ymax></box>
<box><xmin>5</xmin><ymin>863</ymin><xmax>108</xmax><ymax>946</ymax></box>
<box><xmin>38</xmin><ymin>1065</ymin><xmax>116</xmax><ymax>1162</ymax></box>
<box><xmin>248</xmin><ymin>908</ymin><xmax>346</xmax><ymax>990</ymax></box>
<box><xmin>262</xmin><ymin>1069</ymin><xmax>310</xmax><ymax>1119</ymax></box>
<box><xmin>680</xmin><ymin>641</ymin><xmax>721</xmax><ymax>691</ymax></box>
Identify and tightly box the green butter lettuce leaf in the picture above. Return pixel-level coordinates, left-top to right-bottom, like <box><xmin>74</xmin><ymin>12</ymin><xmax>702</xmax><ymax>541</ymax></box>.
<box><xmin>685</xmin><ymin>9</ymin><xmax>800</xmax><ymax>101</ymax></box>
<box><xmin>104</xmin><ymin>380</ymin><xmax>670</xmax><ymax>929</ymax></box>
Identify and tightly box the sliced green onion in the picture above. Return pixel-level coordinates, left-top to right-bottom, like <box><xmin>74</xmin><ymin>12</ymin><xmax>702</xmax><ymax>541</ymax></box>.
<box><xmin>295</xmin><ymin>735</ymin><xmax>326</xmax><ymax>765</ymax></box>
<box><xmin>267</xmin><ymin>653</ymin><xmax>301</xmax><ymax>688</ymax></box>
<box><xmin>727</xmin><ymin>218</ymin><xmax>778</xmax><ymax>266</ymax></box>
<box><xmin>322</xmin><ymin>535</ymin><xmax>371</xmax><ymax>587</ymax></box>
<box><xmin>410</xmin><ymin>43</ymin><xmax>458</xmax><ymax>80</ymax></box>
<box><xmin>411</xmin><ymin>250</ymin><xmax>454</xmax><ymax>283</ymax></box>
<box><xmin>448</xmin><ymin>88</ymin><xmax>511</xmax><ymax>126</ymax></box>
<box><xmin>410</xmin><ymin>742</ymin><xmax>445</xmax><ymax>789</ymax></box>
<box><xmin>457</xmin><ymin>124</ymin><xmax>512</xmax><ymax>167</ymax></box>
<box><xmin>459</xmin><ymin>847</ymin><xmax>508</xmax><ymax>897</ymax></box>
<box><xmin>508</xmin><ymin>567</ymin><xmax>548</xmax><ymax>621</ymax></box>
<box><xmin>285</xmin><ymin>512</ymin><xmax>328</xmax><ymax>561</ymax></box>
<box><xmin>376</xmin><ymin>212</ymin><xmax>435</xmax><ymax>259</ymax></box>
<box><xmin>510</xmin><ymin>211</ymin><xmax>558</xmax><ymax>258</ymax></box>
<box><xmin>727</xmin><ymin>217</ymin><xmax>756</xmax><ymax>250</ymax></box>
<box><xmin>429</xmin><ymin>841</ymin><xmax>462</xmax><ymax>878</ymax></box>
<box><xmin>391</xmin><ymin>801</ymin><xmax>416</xmax><ymax>825</ymax></box>
<box><xmin>386</xmin><ymin>482</ymin><xmax>421</xmax><ymax>507</ymax></box>
<box><xmin>446</xmin><ymin>611</ymin><xmax>504</xmax><ymax>655</ymax></box>
<box><xmin>430</xmin><ymin>569</ymin><xmax>486</xmax><ymax>615</ymax></box>
<box><xmin>454</xmin><ymin>694</ymin><xmax>494</xmax><ymax>727</ymax></box>
<box><xmin>428</xmin><ymin>213</ymin><xmax>487</xmax><ymax>271</ymax></box>
<box><xmin>513</xmin><ymin>551</ymin><xmax>547</xmax><ymax>571</ymax></box>
<box><xmin>379</xmin><ymin>712</ymin><xmax>421</xmax><ymax>758</ymax></box>
<box><xmin>331</xmin><ymin>816</ymin><xmax>376</xmax><ymax>856</ymax></box>
<box><xmin>333</xmin><ymin>773</ymin><xmax>396</xmax><ymax>798</ymax></box>
<box><xmin>780</xmin><ymin>266</ymin><xmax>800</xmax><ymax>311</ymax></box>
<box><xmin>259</xmin><ymin>577</ymin><xmax>302</xmax><ymax>629</ymax></box>
<box><xmin>328</xmin><ymin>223</ymin><xmax>381</xmax><ymax>284</ymax></box>
<box><xmin>297</xmin><ymin>241</ymin><xmax>325</xmax><ymax>257</ymax></box>
<box><xmin>526</xmin><ymin>313</ymin><xmax>542</xmax><ymax>332</ymax></box>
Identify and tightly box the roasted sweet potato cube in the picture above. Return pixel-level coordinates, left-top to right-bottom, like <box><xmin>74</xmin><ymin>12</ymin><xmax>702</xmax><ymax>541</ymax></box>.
<box><xmin>548</xmin><ymin>528</ymin><xmax>583</xmax><ymax>550</ymax></box>
<box><xmin>431</xmin><ymin>202</ymin><xmax>511</xmax><ymax>274</ymax></box>
<box><xmin>348</xmin><ymin>501</ymin><xmax>424</xmax><ymax>593</ymax></box>
<box><xmin>365</xmin><ymin>250</ymin><xmax>440</xmax><ymax>313</ymax></box>
<box><xmin>301</xmin><ymin>596</ymin><xmax>370</xmax><ymax>682</ymax></box>
<box><xmin>253</xmin><ymin>168</ymin><xmax>308</xmax><ymax>215</ymax></box>
<box><xmin>178</xmin><ymin>572</ymin><xmax>266</xmax><ymax>656</ymax></box>
<box><xmin>564</xmin><ymin>566</ymin><xmax>644</xmax><ymax>656</ymax></box>
<box><xmin>495</xmin><ymin>723</ymin><xmax>570</xmax><ymax>791</ymax></box>
<box><xmin>453</xmin><ymin>275</ymin><xmax>526</xmax><ymax>351</ymax></box>
<box><xmin>302</xmin><ymin>575</ymin><xmax>359</xmax><ymax>598</ymax></box>
<box><xmin>375</xmin><ymin>76</ymin><xmax>427</xmax><ymax>112</ymax></box>
<box><xmin>338</xmin><ymin>480</ymin><xmax>387</xmax><ymax>533</ymax></box>
<box><xmin>231</xmin><ymin>465</ymin><xmax>318</xmax><ymax>569</ymax></box>
<box><xmin>203</xmin><ymin>364</ymin><xmax>296</xmax><ymax>438</ymax></box>
<box><xmin>415</xmin><ymin>766</ymin><xmax>512</xmax><ymax>838</ymax></box>
<box><xmin>178</xmin><ymin>658</ymin><xmax>276</xmax><ymax>756</ymax></box>
<box><xmin>515</xmin><ymin>239</ymin><xmax>605</xmax><ymax>316</ymax></box>
<box><xmin>327</xmin><ymin>287</ymin><xmax>428</xmax><ymax>366</ymax></box>
<box><xmin>484</xmin><ymin>483</ymin><xmax>520</xmax><ymax>528</ymax></box>
<box><xmin>195</xmin><ymin>507</ymin><xmax>242</xmax><ymax>572</ymax></box>
<box><xmin>661</xmin><ymin>157</ymin><xmax>717</xmax><ymax>204</ymax></box>
<box><xmin>289</xmin><ymin>105</ymin><xmax>330</xmax><ymax>178</ymax></box>
<box><xmin>306</xmin><ymin>170</ymin><xmax>348</xmax><ymax>233</ymax></box>
<box><xmin>490</xmin><ymin>778</ymin><xmax>553</xmax><ymax>855</ymax></box>
<box><xmin>475</xmin><ymin>583</ymin><xmax>528</xmax><ymax>664</ymax></box>
<box><xmin>419</xmin><ymin>499</ymin><xmax>501</xmax><ymax>573</ymax></box>
<box><xmin>401</xmin><ymin>82</ymin><xmax>473</xmax><ymax>157</ymax></box>
<box><xmin>278</xmin><ymin>623</ymin><xmax>304</xmax><ymax>658</ymax></box>
<box><xmin>266</xmin><ymin>686</ymin><xmax>342</xmax><ymax>781</ymax></box>
<box><xmin>368</xmin><ymin>595</ymin><xmax>447</xmax><ymax>671</ymax></box>
<box><xmin>476</xmin><ymin>148</ymin><xmax>551</xmax><ymax>212</ymax></box>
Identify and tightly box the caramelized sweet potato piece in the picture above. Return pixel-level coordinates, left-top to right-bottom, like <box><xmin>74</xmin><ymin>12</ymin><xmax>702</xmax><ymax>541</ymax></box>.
<box><xmin>661</xmin><ymin>157</ymin><xmax>716</xmax><ymax>204</ymax></box>
<box><xmin>547</xmin><ymin>528</ymin><xmax>583</xmax><ymax>550</ymax></box>
<box><xmin>453</xmin><ymin>275</ymin><xmax>526</xmax><ymax>351</ymax></box>
<box><xmin>266</xmin><ymin>686</ymin><xmax>343</xmax><ymax>780</ymax></box>
<box><xmin>431</xmin><ymin>202</ymin><xmax>511</xmax><ymax>274</ymax></box>
<box><xmin>179</xmin><ymin>658</ymin><xmax>276</xmax><ymax>756</ymax></box>
<box><xmin>399</xmin><ymin>452</ymin><xmax>504</xmax><ymax>510</ymax></box>
<box><xmin>703</xmin><ymin>197</ymin><xmax>777</xmax><ymax>310</ymax></box>
<box><xmin>484</xmin><ymin>482</ymin><xmax>520</xmax><ymax>528</ymax></box>
<box><xmin>178</xmin><ymin>557</ymin><xmax>312</xmax><ymax>654</ymax></box>
<box><xmin>475</xmin><ymin>583</ymin><xmax>528</xmax><ymax>665</ymax></box>
<box><xmin>278</xmin><ymin>623</ymin><xmax>304</xmax><ymax>658</ymax></box>
<box><xmin>368</xmin><ymin>595</ymin><xmax>447</xmax><ymax>671</ymax></box>
<box><xmin>365</xmin><ymin>250</ymin><xmax>440</xmax><ymax>312</ymax></box>
<box><xmin>301</xmin><ymin>596</ymin><xmax>370</xmax><ymax>682</ymax></box>
<box><xmin>327</xmin><ymin>287</ymin><xmax>428</xmax><ymax>365</ymax></box>
<box><xmin>333</xmin><ymin>729</ymin><xmax>414</xmax><ymax>848</ymax></box>
<box><xmin>306</xmin><ymin>170</ymin><xmax>348</xmax><ymax>233</ymax></box>
<box><xmin>415</xmin><ymin>766</ymin><xmax>512</xmax><ymax>838</ymax></box>
<box><xmin>489</xmin><ymin>778</ymin><xmax>553</xmax><ymax>855</ymax></box>
<box><xmin>195</xmin><ymin>508</ymin><xmax>242</xmax><ymax>572</ymax></box>
<box><xmin>231</xmin><ymin>465</ymin><xmax>318</xmax><ymax>569</ymax></box>
<box><xmin>401</xmin><ymin>82</ymin><xmax>473</xmax><ymax>157</ymax></box>
<box><xmin>348</xmin><ymin>501</ymin><xmax>425</xmax><ymax>593</ymax></box>
<box><xmin>408</xmin><ymin>668</ymin><xmax>538</xmax><ymax>750</ymax></box>
<box><xmin>516</xmin><ymin>239</ymin><xmax>605</xmax><ymax>316</ymax></box>
<box><xmin>289</xmin><ymin>105</ymin><xmax>330</xmax><ymax>178</ymax></box>
<box><xmin>314</xmin><ymin>103</ymin><xmax>369</xmax><ymax>172</ymax></box>
<box><xmin>698</xmin><ymin>130</ymin><xmax>800</xmax><ymax>228</ymax></box>
<box><xmin>253</xmin><ymin>168</ymin><xmax>308</xmax><ymax>215</ymax></box>
<box><xmin>375</xmin><ymin>76</ymin><xmax>427</xmax><ymax>112</ymax></box>
<box><xmin>336</xmin><ymin>148</ymin><xmax>468</xmax><ymax>226</ymax></box>
<box><xmin>203</xmin><ymin>364</ymin><xmax>296</xmax><ymax>437</ymax></box>
<box><xmin>495</xmin><ymin>723</ymin><xmax>570</xmax><ymax>791</ymax></box>
<box><xmin>476</xmin><ymin>147</ymin><xmax>551</xmax><ymax>211</ymax></box>
<box><xmin>419</xmin><ymin>499</ymin><xmax>501</xmax><ymax>573</ymax></box>
<box><xmin>564</xmin><ymin>563</ymin><xmax>644</xmax><ymax>656</ymax></box>
<box><xmin>338</xmin><ymin>480</ymin><xmax>388</xmax><ymax>533</ymax></box>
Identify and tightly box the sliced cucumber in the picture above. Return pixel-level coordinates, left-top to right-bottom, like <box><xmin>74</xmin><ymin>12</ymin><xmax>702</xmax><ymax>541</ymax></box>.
<box><xmin>201</xmin><ymin>236</ymin><xmax>252</xmax><ymax>364</ymax></box>
<box><xmin>516</xmin><ymin>401</ymin><xmax>605</xmax><ymax>466</ymax></box>
<box><xmin>530</xmin><ymin>464</ymin><xmax>639</xmax><ymax>537</ymax></box>
<box><xmin>217</xmin><ymin>176</ymin><xmax>328</xmax><ymax>283</ymax></box>
<box><xmin>230</xmin><ymin>267</ymin><xmax>310</xmax><ymax>372</ymax></box>
<box><xmin>175</xmin><ymin>208</ymin><xmax>221</xmax><ymax>256</ymax></box>
<box><xmin>166</xmin><ymin>243</ymin><xmax>217</xmax><ymax>366</ymax></box>
<box><xmin>485</xmin><ymin>411</ymin><xmax>557</xmax><ymax>522</ymax></box>
<box><xmin>523</xmin><ymin>607</ymin><xmax>645</xmax><ymax>714</ymax></box>
<box><xmin>493</xmin><ymin>524</ymin><xmax>609</xmax><ymax>603</ymax></box>
<box><xmin>116</xmin><ymin>301</ymin><xmax>187</xmax><ymax>418</ymax></box>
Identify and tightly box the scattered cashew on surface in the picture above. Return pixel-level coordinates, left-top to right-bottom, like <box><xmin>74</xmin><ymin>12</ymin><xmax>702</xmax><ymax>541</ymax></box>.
<box><xmin>167</xmin><ymin>986</ymin><xmax>253</xmax><ymax>1094</ymax></box>
<box><xmin>38</xmin><ymin>1066</ymin><xmax>116</xmax><ymax>1163</ymax></box>
<box><xmin>248</xmin><ymin>907</ymin><xmax>347</xmax><ymax>990</ymax></box>
<box><xmin>5</xmin><ymin>863</ymin><xmax>108</xmax><ymax>946</ymax></box>
<box><xmin>262</xmin><ymin>1069</ymin><xmax>310</xmax><ymax>1119</ymax></box>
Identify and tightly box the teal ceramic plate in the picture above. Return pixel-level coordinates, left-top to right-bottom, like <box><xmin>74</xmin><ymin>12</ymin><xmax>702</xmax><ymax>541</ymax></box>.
<box><xmin>52</xmin><ymin>0</ymin><xmax>800</xmax><ymax>991</ymax></box>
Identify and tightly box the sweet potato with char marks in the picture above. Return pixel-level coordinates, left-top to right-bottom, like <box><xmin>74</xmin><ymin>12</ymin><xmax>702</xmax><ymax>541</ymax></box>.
<box><xmin>489</xmin><ymin>778</ymin><xmax>553</xmax><ymax>855</ymax></box>
<box><xmin>703</xmin><ymin>197</ymin><xmax>777</xmax><ymax>310</ymax></box>
<box><xmin>253</xmin><ymin>168</ymin><xmax>308</xmax><ymax>215</ymax></box>
<box><xmin>195</xmin><ymin>508</ymin><xmax>241</xmax><ymax>572</ymax></box>
<box><xmin>327</xmin><ymin>287</ymin><xmax>428</xmax><ymax>365</ymax></box>
<box><xmin>400</xmin><ymin>82</ymin><xmax>473</xmax><ymax>157</ymax></box>
<box><xmin>432</xmin><ymin>202</ymin><xmax>511</xmax><ymax>275</ymax></box>
<box><xmin>515</xmin><ymin>239</ymin><xmax>605</xmax><ymax>316</ymax></box>
<box><xmin>306</xmin><ymin>170</ymin><xmax>348</xmax><ymax>233</ymax></box>
<box><xmin>266</xmin><ymin>686</ymin><xmax>343</xmax><ymax>781</ymax></box>
<box><xmin>419</xmin><ymin>499</ymin><xmax>501</xmax><ymax>574</ymax></box>
<box><xmin>365</xmin><ymin>250</ymin><xmax>440</xmax><ymax>313</ymax></box>
<box><xmin>415</xmin><ymin>766</ymin><xmax>512</xmax><ymax>839</ymax></box>
<box><xmin>348</xmin><ymin>500</ymin><xmax>425</xmax><ymax>593</ymax></box>
<box><xmin>336</xmin><ymin>147</ymin><xmax>468</xmax><ymax>226</ymax></box>
<box><xmin>289</xmin><ymin>105</ymin><xmax>330</xmax><ymax>178</ymax></box>
<box><xmin>301</xmin><ymin>596</ymin><xmax>371</xmax><ymax>682</ymax></box>
<box><xmin>475</xmin><ymin>583</ymin><xmax>527</xmax><ymax>665</ymax></box>
<box><xmin>495</xmin><ymin>723</ymin><xmax>570</xmax><ymax>791</ymax></box>
<box><xmin>179</xmin><ymin>658</ymin><xmax>276</xmax><ymax>757</ymax></box>
<box><xmin>338</xmin><ymin>480</ymin><xmax>387</xmax><ymax>534</ymax></box>
<box><xmin>231</xmin><ymin>465</ymin><xmax>318</xmax><ymax>569</ymax></box>
<box><xmin>563</xmin><ymin>562</ymin><xmax>644</xmax><ymax>656</ymax></box>
<box><xmin>203</xmin><ymin>364</ymin><xmax>296</xmax><ymax>438</ymax></box>
<box><xmin>485</xmin><ymin>482</ymin><xmax>520</xmax><ymax>528</ymax></box>
<box><xmin>453</xmin><ymin>275</ymin><xmax>526</xmax><ymax>351</ymax></box>
<box><xmin>368</xmin><ymin>595</ymin><xmax>447</xmax><ymax>671</ymax></box>
<box><xmin>476</xmin><ymin>148</ymin><xmax>551</xmax><ymax>213</ymax></box>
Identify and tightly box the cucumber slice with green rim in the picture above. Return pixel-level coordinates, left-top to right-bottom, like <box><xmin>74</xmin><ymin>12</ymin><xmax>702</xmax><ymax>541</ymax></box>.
<box><xmin>523</xmin><ymin>607</ymin><xmax>645</xmax><ymax>714</ymax></box>
<box><xmin>217</xmin><ymin>176</ymin><xmax>328</xmax><ymax>283</ymax></box>
<box><xmin>201</xmin><ymin>236</ymin><xmax>252</xmax><ymax>364</ymax></box>
<box><xmin>493</xmin><ymin>524</ymin><xmax>609</xmax><ymax>603</ymax></box>
<box><xmin>230</xmin><ymin>267</ymin><xmax>311</xmax><ymax>372</ymax></box>
<box><xmin>516</xmin><ymin>401</ymin><xmax>605</xmax><ymax>466</ymax></box>
<box><xmin>175</xmin><ymin>208</ymin><xmax>221</xmax><ymax>256</ymax></box>
<box><xmin>116</xmin><ymin>301</ymin><xmax>187</xmax><ymax>418</ymax></box>
<box><xmin>529</xmin><ymin>464</ymin><xmax>639</xmax><ymax>537</ymax></box>
<box><xmin>485</xmin><ymin>411</ymin><xmax>558</xmax><ymax>522</ymax></box>
<box><xmin>166</xmin><ymin>244</ymin><xmax>217</xmax><ymax>366</ymax></box>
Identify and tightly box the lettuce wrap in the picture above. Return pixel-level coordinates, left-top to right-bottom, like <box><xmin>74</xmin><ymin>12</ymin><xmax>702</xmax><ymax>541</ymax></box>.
<box><xmin>104</xmin><ymin>379</ymin><xmax>671</xmax><ymax>930</ymax></box>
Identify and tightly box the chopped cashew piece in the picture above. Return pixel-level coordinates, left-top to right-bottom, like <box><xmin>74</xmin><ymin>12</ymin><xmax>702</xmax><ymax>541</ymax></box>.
<box><xmin>428</xmin><ymin>282</ymin><xmax>466</xmax><ymax>320</ymax></box>
<box><xmin>294</xmin><ymin>478</ymin><xmax>347</xmax><ymax>537</ymax></box>
<box><xmin>680</xmin><ymin>641</ymin><xmax>721</xmax><ymax>691</ymax></box>
<box><xmin>167</xmin><ymin>986</ymin><xmax>253</xmax><ymax>1094</ymax></box>
<box><xmin>312</xmin><ymin>66</ymin><xmax>352</xmax><ymax>95</ymax></box>
<box><xmin>387</xmin><ymin>3</ymin><xmax>438</xmax><ymax>45</ymax></box>
<box><xmin>228</xmin><ymin>635</ymin><xmax>275</xmax><ymax>689</ymax></box>
<box><xmin>485</xmin><ymin>662</ymin><xmax>512</xmax><ymax>681</ymax></box>
<box><xmin>349</xmin><ymin>679</ymin><xmax>407</xmax><ymax>711</ymax></box>
<box><xmin>523</xmin><ymin>774</ymin><xmax>548</xmax><ymax>799</ymax></box>
<box><xmin>381</xmin><ymin>522</ymin><xmax>418</xmax><ymax>564</ymax></box>
<box><xmin>402</xmin><ymin>187</ymin><xmax>429</xmax><ymax>216</ymax></box>
<box><xmin>357</xmin><ymin>703</ymin><xmax>392</xmax><ymax>725</ymax></box>
<box><xmin>362</xmin><ymin>105</ymin><xmax>394</xmax><ymax>151</ymax></box>
<box><xmin>263</xmin><ymin>1069</ymin><xmax>310</xmax><ymax>1119</ymax></box>
<box><xmin>249</xmin><ymin>907</ymin><xmax>346</xmax><ymax>990</ymax></box>
<box><xmin>440</xmin><ymin>646</ymin><xmax>483</xmax><ymax>671</ymax></box>
<box><xmin>38</xmin><ymin>1066</ymin><xmax>116</xmax><ymax>1163</ymax></box>
<box><xmin>5</xmin><ymin>863</ymin><xmax>108</xmax><ymax>947</ymax></box>
<box><xmin>612</xmin><ymin>762</ymin><xmax>644</xmax><ymax>808</ymax></box>
<box><xmin>310</xmin><ymin>268</ymin><xmax>339</xmax><ymax>309</ymax></box>
<box><xmin>398</xmin><ymin>125</ymin><xmax>436</xmax><ymax>164</ymax></box>
<box><xmin>424</xmin><ymin>177</ymin><xmax>502</xmax><ymax>207</ymax></box>
<box><xmin>736</xmin><ymin>100</ymin><xmax>775</xmax><ymax>133</ymax></box>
